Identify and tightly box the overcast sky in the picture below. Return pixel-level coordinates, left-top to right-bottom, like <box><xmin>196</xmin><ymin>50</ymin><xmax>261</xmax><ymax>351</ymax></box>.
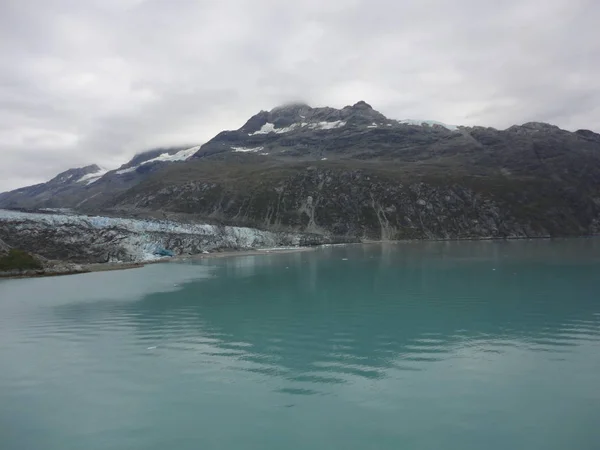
<box><xmin>1</xmin><ymin>0</ymin><xmax>599</xmax><ymax>191</ymax></box>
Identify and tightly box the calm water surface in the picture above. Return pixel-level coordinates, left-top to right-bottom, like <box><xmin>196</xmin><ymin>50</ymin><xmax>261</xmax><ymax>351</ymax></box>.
<box><xmin>1</xmin><ymin>240</ymin><xmax>599</xmax><ymax>450</ymax></box>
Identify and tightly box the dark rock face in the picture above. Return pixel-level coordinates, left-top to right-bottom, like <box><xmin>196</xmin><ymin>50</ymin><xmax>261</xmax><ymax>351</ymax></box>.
<box><xmin>0</xmin><ymin>238</ymin><xmax>10</xmax><ymax>255</ymax></box>
<box><xmin>576</xmin><ymin>129</ymin><xmax>600</xmax><ymax>143</ymax></box>
<box><xmin>2</xmin><ymin>101</ymin><xmax>600</xmax><ymax>242</ymax></box>
<box><xmin>108</xmin><ymin>163</ymin><xmax>600</xmax><ymax>240</ymax></box>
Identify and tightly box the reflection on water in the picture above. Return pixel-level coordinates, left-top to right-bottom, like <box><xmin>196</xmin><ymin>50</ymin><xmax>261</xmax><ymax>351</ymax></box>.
<box><xmin>0</xmin><ymin>240</ymin><xmax>599</xmax><ymax>450</ymax></box>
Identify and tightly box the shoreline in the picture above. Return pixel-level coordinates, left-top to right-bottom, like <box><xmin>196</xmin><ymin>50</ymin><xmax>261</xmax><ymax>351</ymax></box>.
<box><xmin>2</xmin><ymin>235</ymin><xmax>599</xmax><ymax>280</ymax></box>
<box><xmin>83</xmin><ymin>246</ymin><xmax>317</xmax><ymax>274</ymax></box>
<box><xmin>0</xmin><ymin>246</ymin><xmax>318</xmax><ymax>279</ymax></box>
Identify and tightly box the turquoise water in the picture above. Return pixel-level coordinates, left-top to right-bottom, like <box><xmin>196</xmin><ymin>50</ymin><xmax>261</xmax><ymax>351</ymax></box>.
<box><xmin>1</xmin><ymin>240</ymin><xmax>599</xmax><ymax>450</ymax></box>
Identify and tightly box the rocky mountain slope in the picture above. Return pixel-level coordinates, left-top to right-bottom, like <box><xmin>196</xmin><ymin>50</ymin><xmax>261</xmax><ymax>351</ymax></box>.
<box><xmin>0</xmin><ymin>145</ymin><xmax>197</xmax><ymax>210</ymax></box>
<box><xmin>0</xmin><ymin>237</ymin><xmax>10</xmax><ymax>256</ymax></box>
<box><xmin>2</xmin><ymin>101</ymin><xmax>600</xmax><ymax>243</ymax></box>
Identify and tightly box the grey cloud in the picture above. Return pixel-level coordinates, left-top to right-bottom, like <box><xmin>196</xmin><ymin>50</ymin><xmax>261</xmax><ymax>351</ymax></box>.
<box><xmin>1</xmin><ymin>0</ymin><xmax>599</xmax><ymax>190</ymax></box>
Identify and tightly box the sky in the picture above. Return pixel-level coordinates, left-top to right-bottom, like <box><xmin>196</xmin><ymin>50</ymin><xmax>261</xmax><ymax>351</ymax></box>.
<box><xmin>1</xmin><ymin>0</ymin><xmax>599</xmax><ymax>191</ymax></box>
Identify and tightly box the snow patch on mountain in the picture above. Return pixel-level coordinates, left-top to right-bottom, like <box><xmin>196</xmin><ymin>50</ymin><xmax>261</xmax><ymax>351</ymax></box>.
<box><xmin>232</xmin><ymin>146</ymin><xmax>265</xmax><ymax>153</ymax></box>
<box><xmin>116</xmin><ymin>145</ymin><xmax>201</xmax><ymax>175</ymax></box>
<box><xmin>250</xmin><ymin>123</ymin><xmax>297</xmax><ymax>135</ymax></box>
<box><xmin>77</xmin><ymin>167</ymin><xmax>109</xmax><ymax>185</ymax></box>
<box><xmin>397</xmin><ymin>119</ymin><xmax>457</xmax><ymax>131</ymax></box>
<box><xmin>250</xmin><ymin>120</ymin><xmax>346</xmax><ymax>135</ymax></box>
<box><xmin>146</xmin><ymin>146</ymin><xmax>201</xmax><ymax>163</ymax></box>
<box><xmin>116</xmin><ymin>167</ymin><xmax>137</xmax><ymax>175</ymax></box>
<box><xmin>308</xmin><ymin>121</ymin><xmax>346</xmax><ymax>130</ymax></box>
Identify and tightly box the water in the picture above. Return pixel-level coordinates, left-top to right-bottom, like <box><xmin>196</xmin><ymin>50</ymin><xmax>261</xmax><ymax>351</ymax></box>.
<box><xmin>1</xmin><ymin>240</ymin><xmax>599</xmax><ymax>450</ymax></box>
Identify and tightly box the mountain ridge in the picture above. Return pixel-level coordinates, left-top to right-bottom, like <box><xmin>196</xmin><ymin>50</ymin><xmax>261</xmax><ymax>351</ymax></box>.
<box><xmin>4</xmin><ymin>101</ymin><xmax>599</xmax><ymax>195</ymax></box>
<box><xmin>1</xmin><ymin>101</ymin><xmax>600</xmax><ymax>242</ymax></box>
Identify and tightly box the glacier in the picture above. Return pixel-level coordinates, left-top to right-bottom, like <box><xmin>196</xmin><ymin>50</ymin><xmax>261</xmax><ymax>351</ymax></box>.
<box><xmin>0</xmin><ymin>209</ymin><xmax>318</xmax><ymax>264</ymax></box>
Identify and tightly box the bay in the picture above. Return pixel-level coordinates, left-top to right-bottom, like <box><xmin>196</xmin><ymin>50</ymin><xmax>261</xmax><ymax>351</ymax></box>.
<box><xmin>1</xmin><ymin>240</ymin><xmax>599</xmax><ymax>450</ymax></box>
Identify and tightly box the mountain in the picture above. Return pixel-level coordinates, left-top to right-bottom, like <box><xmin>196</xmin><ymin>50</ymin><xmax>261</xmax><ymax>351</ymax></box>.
<box><xmin>0</xmin><ymin>164</ymin><xmax>105</xmax><ymax>210</ymax></box>
<box><xmin>192</xmin><ymin>101</ymin><xmax>458</xmax><ymax>161</ymax></box>
<box><xmin>2</xmin><ymin>101</ymin><xmax>600</xmax><ymax>241</ymax></box>
<box><xmin>0</xmin><ymin>146</ymin><xmax>199</xmax><ymax>210</ymax></box>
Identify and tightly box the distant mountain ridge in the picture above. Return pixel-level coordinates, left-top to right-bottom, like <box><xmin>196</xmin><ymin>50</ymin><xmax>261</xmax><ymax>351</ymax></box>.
<box><xmin>2</xmin><ymin>101</ymin><xmax>600</xmax><ymax>240</ymax></box>
<box><xmin>0</xmin><ymin>145</ymin><xmax>199</xmax><ymax>210</ymax></box>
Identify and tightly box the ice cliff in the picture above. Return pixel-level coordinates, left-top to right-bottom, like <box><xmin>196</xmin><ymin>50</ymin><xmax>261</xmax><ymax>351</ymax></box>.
<box><xmin>0</xmin><ymin>210</ymin><xmax>346</xmax><ymax>264</ymax></box>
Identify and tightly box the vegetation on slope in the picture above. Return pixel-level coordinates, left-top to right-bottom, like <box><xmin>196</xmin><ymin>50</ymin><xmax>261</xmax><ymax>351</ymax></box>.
<box><xmin>0</xmin><ymin>249</ymin><xmax>43</xmax><ymax>271</ymax></box>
